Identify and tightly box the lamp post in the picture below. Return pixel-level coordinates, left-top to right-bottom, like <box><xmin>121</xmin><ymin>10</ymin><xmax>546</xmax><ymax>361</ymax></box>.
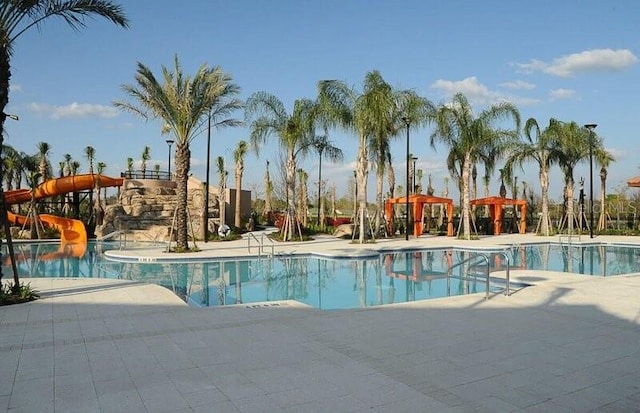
<box><xmin>316</xmin><ymin>142</ymin><xmax>325</xmax><ymax>227</ymax></box>
<box><xmin>165</xmin><ymin>139</ymin><xmax>174</xmax><ymax>179</ymax></box>
<box><xmin>402</xmin><ymin>116</ymin><xmax>411</xmax><ymax>241</ymax></box>
<box><xmin>204</xmin><ymin>111</ymin><xmax>212</xmax><ymax>242</ymax></box>
<box><xmin>585</xmin><ymin>123</ymin><xmax>597</xmax><ymax>238</ymax></box>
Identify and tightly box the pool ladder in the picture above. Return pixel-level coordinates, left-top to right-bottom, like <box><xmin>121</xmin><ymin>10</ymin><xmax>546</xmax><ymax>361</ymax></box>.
<box><xmin>247</xmin><ymin>233</ymin><xmax>274</xmax><ymax>257</ymax></box>
<box><xmin>446</xmin><ymin>252</ymin><xmax>512</xmax><ymax>299</ymax></box>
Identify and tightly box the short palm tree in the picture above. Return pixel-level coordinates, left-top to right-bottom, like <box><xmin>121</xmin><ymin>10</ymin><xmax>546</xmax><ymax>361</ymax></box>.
<box><xmin>245</xmin><ymin>92</ymin><xmax>315</xmax><ymax>241</ymax></box>
<box><xmin>36</xmin><ymin>141</ymin><xmax>52</xmax><ymax>184</ymax></box>
<box><xmin>126</xmin><ymin>157</ymin><xmax>134</xmax><ymax>177</ymax></box>
<box><xmin>115</xmin><ymin>56</ymin><xmax>242</xmax><ymax>250</ymax></box>
<box><xmin>430</xmin><ymin>93</ymin><xmax>520</xmax><ymax>239</ymax></box>
<box><xmin>233</xmin><ymin>140</ymin><xmax>248</xmax><ymax>229</ymax></box>
<box><xmin>140</xmin><ymin>145</ymin><xmax>150</xmax><ymax>178</ymax></box>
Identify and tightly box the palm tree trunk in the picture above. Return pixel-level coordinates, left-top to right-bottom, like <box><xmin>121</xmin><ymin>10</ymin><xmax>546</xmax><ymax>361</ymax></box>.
<box><xmin>461</xmin><ymin>154</ymin><xmax>472</xmax><ymax>240</ymax></box>
<box><xmin>375</xmin><ymin>170</ymin><xmax>384</xmax><ymax>234</ymax></box>
<box><xmin>566</xmin><ymin>176</ymin><xmax>575</xmax><ymax>235</ymax></box>
<box><xmin>175</xmin><ymin>142</ymin><xmax>190</xmax><ymax>249</ymax></box>
<box><xmin>234</xmin><ymin>168</ymin><xmax>242</xmax><ymax>229</ymax></box>
<box><xmin>357</xmin><ymin>136</ymin><xmax>368</xmax><ymax>243</ymax></box>
<box><xmin>285</xmin><ymin>154</ymin><xmax>296</xmax><ymax>241</ymax></box>
<box><xmin>597</xmin><ymin>168</ymin><xmax>607</xmax><ymax>231</ymax></box>
<box><xmin>388</xmin><ymin>163</ymin><xmax>396</xmax><ymax>198</ymax></box>
<box><xmin>539</xmin><ymin>167</ymin><xmax>551</xmax><ymax>236</ymax></box>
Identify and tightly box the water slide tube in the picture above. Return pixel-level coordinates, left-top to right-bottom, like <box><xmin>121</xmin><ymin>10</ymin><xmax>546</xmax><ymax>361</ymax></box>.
<box><xmin>3</xmin><ymin>174</ymin><xmax>124</xmax><ymax>258</ymax></box>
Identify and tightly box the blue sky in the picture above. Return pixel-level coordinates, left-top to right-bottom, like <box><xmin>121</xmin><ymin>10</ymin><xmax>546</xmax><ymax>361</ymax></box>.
<box><xmin>6</xmin><ymin>0</ymin><xmax>640</xmax><ymax>202</ymax></box>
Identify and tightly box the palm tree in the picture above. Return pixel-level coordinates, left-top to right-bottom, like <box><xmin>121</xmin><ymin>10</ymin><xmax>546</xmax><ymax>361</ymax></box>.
<box><xmin>264</xmin><ymin>160</ymin><xmax>273</xmax><ymax>223</ymax></box>
<box><xmin>311</xmin><ymin>135</ymin><xmax>343</xmax><ymax>230</ymax></box>
<box><xmin>233</xmin><ymin>140</ymin><xmax>248</xmax><ymax>229</ymax></box>
<box><xmin>245</xmin><ymin>92</ymin><xmax>315</xmax><ymax>241</ymax></box>
<box><xmin>140</xmin><ymin>145</ymin><xmax>150</xmax><ymax>178</ymax></box>
<box><xmin>36</xmin><ymin>141</ymin><xmax>52</xmax><ymax>184</ymax></box>
<box><xmin>554</xmin><ymin>122</ymin><xmax>614</xmax><ymax>234</ymax></box>
<box><xmin>84</xmin><ymin>145</ymin><xmax>96</xmax><ymax>223</ymax></box>
<box><xmin>215</xmin><ymin>156</ymin><xmax>227</xmax><ymax>227</ymax></box>
<box><xmin>84</xmin><ymin>146</ymin><xmax>95</xmax><ymax>174</ymax></box>
<box><xmin>314</xmin><ymin>80</ymin><xmax>349</xmax><ymax>229</ymax></box>
<box><xmin>115</xmin><ymin>56</ymin><xmax>242</xmax><ymax>250</ymax></box>
<box><xmin>63</xmin><ymin>153</ymin><xmax>73</xmax><ymax>176</ymax></box>
<box><xmin>0</xmin><ymin>1</ymin><xmax>127</xmax><ymax>288</ymax></box>
<box><xmin>126</xmin><ymin>157</ymin><xmax>134</xmax><ymax>177</ymax></box>
<box><xmin>504</xmin><ymin>118</ymin><xmax>562</xmax><ymax>235</ymax></box>
<box><xmin>296</xmin><ymin>168</ymin><xmax>309</xmax><ymax>227</ymax></box>
<box><xmin>318</xmin><ymin>72</ymin><xmax>426</xmax><ymax>243</ymax></box>
<box><xmin>96</xmin><ymin>161</ymin><xmax>106</xmax><ymax>223</ymax></box>
<box><xmin>430</xmin><ymin>93</ymin><xmax>520</xmax><ymax>239</ymax></box>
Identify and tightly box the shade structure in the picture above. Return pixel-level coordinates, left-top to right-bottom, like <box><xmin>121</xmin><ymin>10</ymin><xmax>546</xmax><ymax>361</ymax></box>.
<box><xmin>384</xmin><ymin>194</ymin><xmax>454</xmax><ymax>237</ymax></box>
<box><xmin>470</xmin><ymin>196</ymin><xmax>527</xmax><ymax>235</ymax></box>
<box><xmin>627</xmin><ymin>176</ymin><xmax>640</xmax><ymax>187</ymax></box>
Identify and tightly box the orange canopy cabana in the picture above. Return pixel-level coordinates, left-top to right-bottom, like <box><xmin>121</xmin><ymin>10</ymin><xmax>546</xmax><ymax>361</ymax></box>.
<box><xmin>470</xmin><ymin>196</ymin><xmax>527</xmax><ymax>235</ymax></box>
<box><xmin>627</xmin><ymin>176</ymin><xmax>640</xmax><ymax>187</ymax></box>
<box><xmin>384</xmin><ymin>194</ymin><xmax>454</xmax><ymax>237</ymax></box>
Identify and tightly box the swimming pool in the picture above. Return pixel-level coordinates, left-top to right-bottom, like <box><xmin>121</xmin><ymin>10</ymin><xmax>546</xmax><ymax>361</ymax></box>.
<box><xmin>2</xmin><ymin>242</ymin><xmax>639</xmax><ymax>310</ymax></box>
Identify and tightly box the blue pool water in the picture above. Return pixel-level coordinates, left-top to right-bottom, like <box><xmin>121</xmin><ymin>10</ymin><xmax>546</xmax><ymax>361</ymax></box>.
<box><xmin>2</xmin><ymin>242</ymin><xmax>639</xmax><ymax>310</ymax></box>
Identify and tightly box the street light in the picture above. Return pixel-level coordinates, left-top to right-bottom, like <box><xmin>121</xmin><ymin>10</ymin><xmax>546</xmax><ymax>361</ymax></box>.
<box><xmin>316</xmin><ymin>142</ymin><xmax>326</xmax><ymax>227</ymax></box>
<box><xmin>165</xmin><ymin>139</ymin><xmax>174</xmax><ymax>178</ymax></box>
<box><xmin>584</xmin><ymin>123</ymin><xmax>597</xmax><ymax>238</ymax></box>
<box><xmin>204</xmin><ymin>111</ymin><xmax>212</xmax><ymax>242</ymax></box>
<box><xmin>402</xmin><ymin>116</ymin><xmax>411</xmax><ymax>241</ymax></box>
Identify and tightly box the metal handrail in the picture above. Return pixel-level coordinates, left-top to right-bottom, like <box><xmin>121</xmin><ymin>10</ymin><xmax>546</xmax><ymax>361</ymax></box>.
<box><xmin>447</xmin><ymin>253</ymin><xmax>490</xmax><ymax>299</ymax></box>
<box><xmin>247</xmin><ymin>233</ymin><xmax>261</xmax><ymax>256</ymax></box>
<box><xmin>497</xmin><ymin>251</ymin><xmax>511</xmax><ymax>296</ymax></box>
<box><xmin>261</xmin><ymin>233</ymin><xmax>275</xmax><ymax>257</ymax></box>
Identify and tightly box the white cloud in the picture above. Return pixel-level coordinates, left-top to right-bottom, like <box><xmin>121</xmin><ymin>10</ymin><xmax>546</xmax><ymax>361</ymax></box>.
<box><xmin>430</xmin><ymin>76</ymin><xmax>541</xmax><ymax>106</ymax></box>
<box><xmin>28</xmin><ymin>102</ymin><xmax>118</xmax><ymax>119</ymax></box>
<box><xmin>515</xmin><ymin>48</ymin><xmax>638</xmax><ymax>77</ymax></box>
<box><xmin>605</xmin><ymin>147</ymin><xmax>623</xmax><ymax>162</ymax></box>
<box><xmin>9</xmin><ymin>84</ymin><xmax>21</xmax><ymax>92</ymax></box>
<box><xmin>548</xmin><ymin>88</ymin><xmax>576</xmax><ymax>101</ymax></box>
<box><xmin>499</xmin><ymin>80</ymin><xmax>535</xmax><ymax>90</ymax></box>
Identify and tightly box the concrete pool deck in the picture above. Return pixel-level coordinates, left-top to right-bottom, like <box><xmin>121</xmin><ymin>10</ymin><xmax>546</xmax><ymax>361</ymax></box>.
<box><xmin>1</xmin><ymin>233</ymin><xmax>640</xmax><ymax>412</ymax></box>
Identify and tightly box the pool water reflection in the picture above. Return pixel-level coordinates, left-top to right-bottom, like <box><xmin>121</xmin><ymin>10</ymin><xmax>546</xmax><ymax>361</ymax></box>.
<box><xmin>2</xmin><ymin>242</ymin><xmax>639</xmax><ymax>310</ymax></box>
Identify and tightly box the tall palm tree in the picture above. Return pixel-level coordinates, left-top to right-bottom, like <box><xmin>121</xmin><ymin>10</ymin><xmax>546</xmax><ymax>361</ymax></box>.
<box><xmin>264</xmin><ymin>160</ymin><xmax>273</xmax><ymax>223</ymax></box>
<box><xmin>504</xmin><ymin>118</ymin><xmax>562</xmax><ymax>235</ymax></box>
<box><xmin>296</xmin><ymin>168</ymin><xmax>309</xmax><ymax>227</ymax></box>
<box><xmin>140</xmin><ymin>145</ymin><xmax>150</xmax><ymax>178</ymax></box>
<box><xmin>318</xmin><ymin>72</ymin><xmax>427</xmax><ymax>243</ymax></box>
<box><xmin>84</xmin><ymin>145</ymin><xmax>96</xmax><ymax>223</ymax></box>
<box><xmin>311</xmin><ymin>135</ymin><xmax>343</xmax><ymax>230</ymax></box>
<box><xmin>215</xmin><ymin>156</ymin><xmax>227</xmax><ymax>227</ymax></box>
<box><xmin>430</xmin><ymin>93</ymin><xmax>520</xmax><ymax>239</ymax></box>
<box><xmin>0</xmin><ymin>1</ymin><xmax>127</xmax><ymax>287</ymax></box>
<box><xmin>84</xmin><ymin>146</ymin><xmax>95</xmax><ymax>174</ymax></box>
<box><xmin>2</xmin><ymin>145</ymin><xmax>19</xmax><ymax>191</ymax></box>
<box><xmin>554</xmin><ymin>122</ymin><xmax>614</xmax><ymax>234</ymax></box>
<box><xmin>96</xmin><ymin>161</ymin><xmax>106</xmax><ymax>223</ymax></box>
<box><xmin>245</xmin><ymin>92</ymin><xmax>315</xmax><ymax>241</ymax></box>
<box><xmin>115</xmin><ymin>56</ymin><xmax>242</xmax><ymax>250</ymax></box>
<box><xmin>233</xmin><ymin>140</ymin><xmax>248</xmax><ymax>229</ymax></box>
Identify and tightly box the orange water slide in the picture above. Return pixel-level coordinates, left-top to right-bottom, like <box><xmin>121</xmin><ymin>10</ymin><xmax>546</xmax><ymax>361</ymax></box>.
<box><xmin>4</xmin><ymin>174</ymin><xmax>124</xmax><ymax>205</ymax></box>
<box><xmin>3</xmin><ymin>174</ymin><xmax>124</xmax><ymax>258</ymax></box>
